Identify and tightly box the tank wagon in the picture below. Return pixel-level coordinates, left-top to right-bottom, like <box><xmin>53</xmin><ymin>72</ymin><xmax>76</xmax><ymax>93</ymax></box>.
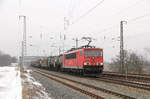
<box><xmin>32</xmin><ymin>45</ymin><xmax>104</xmax><ymax>76</ymax></box>
<box><xmin>39</xmin><ymin>57</ymin><xmax>48</xmax><ymax>68</ymax></box>
<box><xmin>30</xmin><ymin>59</ymin><xmax>40</xmax><ymax>67</ymax></box>
<box><xmin>47</xmin><ymin>56</ymin><xmax>62</xmax><ymax>71</ymax></box>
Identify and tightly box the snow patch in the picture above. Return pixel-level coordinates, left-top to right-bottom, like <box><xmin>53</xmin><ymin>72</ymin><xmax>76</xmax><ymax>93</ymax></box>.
<box><xmin>23</xmin><ymin>69</ymin><xmax>51</xmax><ymax>99</ymax></box>
<box><xmin>32</xmin><ymin>81</ymin><xmax>42</xmax><ymax>86</ymax></box>
<box><xmin>0</xmin><ymin>66</ymin><xmax>22</xmax><ymax>99</ymax></box>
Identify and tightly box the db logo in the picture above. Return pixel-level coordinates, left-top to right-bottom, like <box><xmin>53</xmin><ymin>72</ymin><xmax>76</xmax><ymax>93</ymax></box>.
<box><xmin>91</xmin><ymin>57</ymin><xmax>95</xmax><ymax>63</ymax></box>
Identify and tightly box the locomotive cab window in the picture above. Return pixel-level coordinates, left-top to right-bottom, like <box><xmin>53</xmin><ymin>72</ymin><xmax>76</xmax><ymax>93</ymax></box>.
<box><xmin>65</xmin><ymin>53</ymin><xmax>76</xmax><ymax>59</ymax></box>
<box><xmin>80</xmin><ymin>51</ymin><xmax>82</xmax><ymax>56</ymax></box>
<box><xmin>84</xmin><ymin>50</ymin><xmax>102</xmax><ymax>56</ymax></box>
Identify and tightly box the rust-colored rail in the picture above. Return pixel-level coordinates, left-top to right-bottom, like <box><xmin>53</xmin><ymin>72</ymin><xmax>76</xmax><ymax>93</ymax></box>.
<box><xmin>104</xmin><ymin>71</ymin><xmax>150</xmax><ymax>77</ymax></box>
<box><xmin>34</xmin><ymin>69</ymin><xmax>135</xmax><ymax>99</ymax></box>
<box><xmin>98</xmin><ymin>73</ymin><xmax>150</xmax><ymax>91</ymax></box>
<box><xmin>103</xmin><ymin>71</ymin><xmax>150</xmax><ymax>81</ymax></box>
<box><xmin>34</xmin><ymin>70</ymin><xmax>104</xmax><ymax>99</ymax></box>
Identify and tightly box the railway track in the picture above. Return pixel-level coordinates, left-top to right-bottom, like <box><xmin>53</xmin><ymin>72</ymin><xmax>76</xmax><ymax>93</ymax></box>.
<box><xmin>33</xmin><ymin>69</ymin><xmax>135</xmax><ymax>99</ymax></box>
<box><xmin>103</xmin><ymin>71</ymin><xmax>150</xmax><ymax>83</ymax></box>
<box><xmin>104</xmin><ymin>71</ymin><xmax>150</xmax><ymax>77</ymax></box>
<box><xmin>90</xmin><ymin>73</ymin><xmax>150</xmax><ymax>91</ymax></box>
<box><xmin>66</xmin><ymin>71</ymin><xmax>150</xmax><ymax>91</ymax></box>
<box><xmin>101</xmin><ymin>74</ymin><xmax>150</xmax><ymax>85</ymax></box>
<box><xmin>94</xmin><ymin>77</ymin><xmax>150</xmax><ymax>91</ymax></box>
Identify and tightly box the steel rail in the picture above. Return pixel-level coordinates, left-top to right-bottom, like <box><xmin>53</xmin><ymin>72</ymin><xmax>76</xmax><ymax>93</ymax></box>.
<box><xmin>94</xmin><ymin>75</ymin><xmax>150</xmax><ymax>91</ymax></box>
<box><xmin>103</xmin><ymin>71</ymin><xmax>150</xmax><ymax>77</ymax></box>
<box><xmin>103</xmin><ymin>71</ymin><xmax>150</xmax><ymax>81</ymax></box>
<box><xmin>34</xmin><ymin>70</ymin><xmax>104</xmax><ymax>99</ymax></box>
<box><xmin>34</xmin><ymin>69</ymin><xmax>135</xmax><ymax>99</ymax></box>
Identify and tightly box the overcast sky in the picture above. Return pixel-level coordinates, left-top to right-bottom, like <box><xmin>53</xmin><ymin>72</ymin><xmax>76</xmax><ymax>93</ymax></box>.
<box><xmin>0</xmin><ymin>0</ymin><xmax>150</xmax><ymax>61</ymax></box>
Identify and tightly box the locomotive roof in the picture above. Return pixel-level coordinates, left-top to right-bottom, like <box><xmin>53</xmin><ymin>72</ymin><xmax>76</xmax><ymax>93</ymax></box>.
<box><xmin>64</xmin><ymin>47</ymin><xmax>103</xmax><ymax>54</ymax></box>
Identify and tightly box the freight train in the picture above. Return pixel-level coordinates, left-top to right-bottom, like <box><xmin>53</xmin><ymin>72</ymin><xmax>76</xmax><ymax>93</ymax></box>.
<box><xmin>31</xmin><ymin>45</ymin><xmax>104</xmax><ymax>76</ymax></box>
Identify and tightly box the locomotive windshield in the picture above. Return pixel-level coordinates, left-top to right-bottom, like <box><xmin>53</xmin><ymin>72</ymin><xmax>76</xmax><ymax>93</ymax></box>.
<box><xmin>84</xmin><ymin>50</ymin><xmax>102</xmax><ymax>56</ymax></box>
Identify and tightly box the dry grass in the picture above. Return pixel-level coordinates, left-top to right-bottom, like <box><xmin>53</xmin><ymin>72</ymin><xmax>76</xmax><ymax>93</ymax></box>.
<box><xmin>20</xmin><ymin>68</ymin><xmax>49</xmax><ymax>99</ymax></box>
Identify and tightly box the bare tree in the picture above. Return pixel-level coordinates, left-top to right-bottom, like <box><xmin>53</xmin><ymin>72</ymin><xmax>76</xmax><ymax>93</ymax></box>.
<box><xmin>143</xmin><ymin>47</ymin><xmax>150</xmax><ymax>66</ymax></box>
<box><xmin>0</xmin><ymin>51</ymin><xmax>17</xmax><ymax>66</ymax></box>
<box><xmin>145</xmin><ymin>47</ymin><xmax>150</xmax><ymax>55</ymax></box>
<box><xmin>109</xmin><ymin>50</ymin><xmax>144</xmax><ymax>74</ymax></box>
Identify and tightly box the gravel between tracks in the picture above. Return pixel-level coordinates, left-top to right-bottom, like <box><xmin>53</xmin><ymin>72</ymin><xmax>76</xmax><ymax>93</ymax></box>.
<box><xmin>31</xmin><ymin>71</ymin><xmax>89</xmax><ymax>99</ymax></box>
<box><xmin>31</xmin><ymin>67</ymin><xmax>150</xmax><ymax>99</ymax></box>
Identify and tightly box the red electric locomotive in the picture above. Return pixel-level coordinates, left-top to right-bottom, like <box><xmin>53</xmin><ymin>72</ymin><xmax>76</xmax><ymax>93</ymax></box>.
<box><xmin>62</xmin><ymin>45</ymin><xmax>103</xmax><ymax>75</ymax></box>
<box><xmin>30</xmin><ymin>37</ymin><xmax>104</xmax><ymax>76</ymax></box>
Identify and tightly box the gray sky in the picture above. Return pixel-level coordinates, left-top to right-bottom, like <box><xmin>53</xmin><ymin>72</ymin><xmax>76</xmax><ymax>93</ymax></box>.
<box><xmin>0</xmin><ymin>0</ymin><xmax>150</xmax><ymax>61</ymax></box>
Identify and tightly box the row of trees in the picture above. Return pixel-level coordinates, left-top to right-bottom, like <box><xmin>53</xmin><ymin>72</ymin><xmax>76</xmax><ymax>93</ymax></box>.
<box><xmin>0</xmin><ymin>51</ymin><xmax>17</xmax><ymax>66</ymax></box>
<box><xmin>109</xmin><ymin>50</ymin><xmax>150</xmax><ymax>74</ymax></box>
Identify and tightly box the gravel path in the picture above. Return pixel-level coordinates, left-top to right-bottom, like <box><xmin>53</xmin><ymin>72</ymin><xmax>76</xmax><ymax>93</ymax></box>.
<box><xmin>31</xmin><ymin>71</ymin><xmax>89</xmax><ymax>99</ymax></box>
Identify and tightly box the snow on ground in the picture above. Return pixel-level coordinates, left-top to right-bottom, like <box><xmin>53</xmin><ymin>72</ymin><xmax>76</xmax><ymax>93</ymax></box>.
<box><xmin>22</xmin><ymin>68</ymin><xmax>51</xmax><ymax>99</ymax></box>
<box><xmin>0</xmin><ymin>66</ymin><xmax>22</xmax><ymax>99</ymax></box>
<box><xmin>0</xmin><ymin>65</ymin><xmax>51</xmax><ymax>99</ymax></box>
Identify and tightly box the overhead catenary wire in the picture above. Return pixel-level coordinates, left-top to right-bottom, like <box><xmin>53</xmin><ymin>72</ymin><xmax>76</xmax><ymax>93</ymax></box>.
<box><xmin>115</xmin><ymin>0</ymin><xmax>144</xmax><ymax>15</ymax></box>
<box><xmin>66</xmin><ymin>0</ymin><xmax>147</xmax><ymax>35</ymax></box>
<box><xmin>96</xmin><ymin>11</ymin><xmax>150</xmax><ymax>36</ymax></box>
<box><xmin>67</xmin><ymin>0</ymin><xmax>144</xmax><ymax>38</ymax></box>
<box><xmin>67</xmin><ymin>0</ymin><xmax>81</xmax><ymax>20</ymax></box>
<box><xmin>69</xmin><ymin>0</ymin><xmax>143</xmax><ymax>26</ymax></box>
<box><xmin>71</xmin><ymin>0</ymin><xmax>105</xmax><ymax>25</ymax></box>
<box><xmin>67</xmin><ymin>0</ymin><xmax>74</xmax><ymax>18</ymax></box>
<box><xmin>64</xmin><ymin>0</ymin><xmax>150</xmax><ymax>50</ymax></box>
<box><xmin>94</xmin><ymin>11</ymin><xmax>150</xmax><ymax>49</ymax></box>
<box><xmin>128</xmin><ymin>12</ymin><xmax>150</xmax><ymax>23</ymax></box>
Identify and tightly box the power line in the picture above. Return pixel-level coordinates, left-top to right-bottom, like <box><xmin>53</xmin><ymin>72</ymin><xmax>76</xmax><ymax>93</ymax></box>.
<box><xmin>65</xmin><ymin>1</ymin><xmax>150</xmax><ymax>45</ymax></box>
<box><xmin>71</xmin><ymin>0</ymin><xmax>105</xmax><ymax>25</ymax></box>
<box><xmin>70</xmin><ymin>0</ymin><xmax>143</xmax><ymax>25</ymax></box>
<box><xmin>128</xmin><ymin>12</ymin><xmax>150</xmax><ymax>23</ymax></box>
<box><xmin>96</xmin><ymin>11</ymin><xmax>150</xmax><ymax>35</ymax></box>
<box><xmin>67</xmin><ymin>0</ymin><xmax>81</xmax><ymax>20</ymax></box>
<box><xmin>115</xmin><ymin>0</ymin><xmax>144</xmax><ymax>15</ymax></box>
<box><xmin>68</xmin><ymin>0</ymin><xmax>148</xmax><ymax>32</ymax></box>
<box><xmin>67</xmin><ymin>0</ymin><xmax>74</xmax><ymax>17</ymax></box>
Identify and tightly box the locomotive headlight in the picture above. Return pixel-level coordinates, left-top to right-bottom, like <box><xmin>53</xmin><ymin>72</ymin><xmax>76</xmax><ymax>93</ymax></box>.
<box><xmin>84</xmin><ymin>62</ymin><xmax>87</xmax><ymax>65</ymax></box>
<box><xmin>100</xmin><ymin>63</ymin><xmax>103</xmax><ymax>65</ymax></box>
<box><xmin>97</xmin><ymin>63</ymin><xmax>103</xmax><ymax>65</ymax></box>
<box><xmin>97</xmin><ymin>63</ymin><xmax>101</xmax><ymax>65</ymax></box>
<box><xmin>84</xmin><ymin>62</ymin><xmax>90</xmax><ymax>65</ymax></box>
